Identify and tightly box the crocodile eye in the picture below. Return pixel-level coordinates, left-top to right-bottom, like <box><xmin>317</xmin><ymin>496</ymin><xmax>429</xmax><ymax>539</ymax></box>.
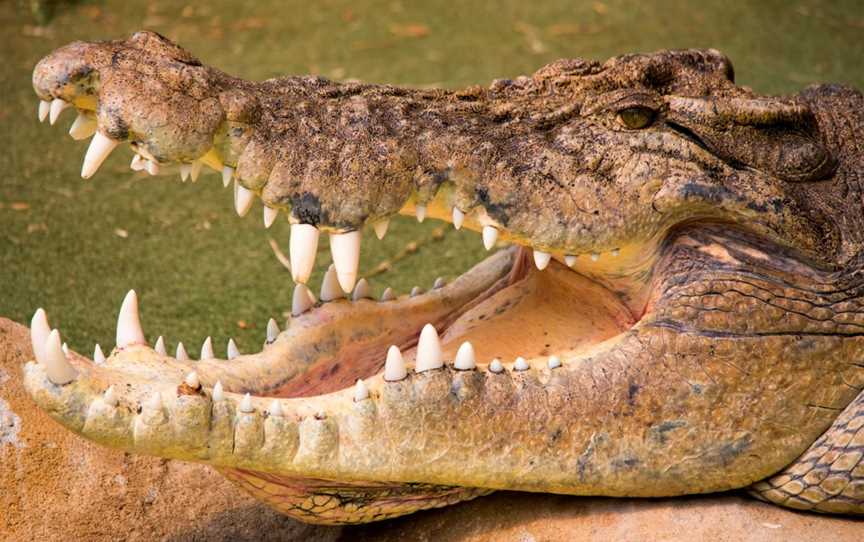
<box><xmin>617</xmin><ymin>107</ymin><xmax>655</xmax><ymax>129</ymax></box>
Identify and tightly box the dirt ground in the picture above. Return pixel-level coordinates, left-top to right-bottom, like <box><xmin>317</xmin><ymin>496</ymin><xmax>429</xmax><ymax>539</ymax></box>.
<box><xmin>2</xmin><ymin>317</ymin><xmax>862</xmax><ymax>541</ymax></box>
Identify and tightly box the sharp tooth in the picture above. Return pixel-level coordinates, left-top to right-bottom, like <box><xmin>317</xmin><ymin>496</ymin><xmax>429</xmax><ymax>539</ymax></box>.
<box><xmin>514</xmin><ymin>357</ymin><xmax>529</xmax><ymax>371</ymax></box>
<box><xmin>145</xmin><ymin>392</ymin><xmax>162</xmax><ymax>411</ymax></box>
<box><xmin>239</xmin><ymin>393</ymin><xmax>254</xmax><ymax>413</ymax></box>
<box><xmin>452</xmin><ymin>207</ymin><xmax>464</xmax><ymax>230</ymax></box>
<box><xmin>266</xmin><ymin>318</ymin><xmax>280</xmax><ymax>344</ymax></box>
<box><xmin>330</xmin><ymin>230</ymin><xmax>361</xmax><ymax>293</ymax></box>
<box><xmin>611</xmin><ymin>248</ymin><xmax>620</xmax><ymax>257</ymax></box>
<box><xmin>373</xmin><ymin>219</ymin><xmax>389</xmax><ymax>240</ymax></box>
<box><xmin>320</xmin><ymin>264</ymin><xmax>344</xmax><ymax>302</ymax></box>
<box><xmin>43</xmin><ymin>329</ymin><xmax>78</xmax><ymax>385</ymax></box>
<box><xmin>410</xmin><ymin>286</ymin><xmax>423</xmax><ymax>297</ymax></box>
<box><xmin>190</xmin><ymin>160</ymin><xmax>202</xmax><ymax>182</ymax></box>
<box><xmin>380</xmin><ymin>287</ymin><xmax>395</xmax><ymax>301</ymax></box>
<box><xmin>49</xmin><ymin>98</ymin><xmax>69</xmax><ymax>125</ymax></box>
<box><xmin>533</xmin><ymin>250</ymin><xmax>551</xmax><ymax>270</ymax></box>
<box><xmin>221</xmin><ymin>166</ymin><xmax>233</xmax><ymax>187</ymax></box>
<box><xmin>146</xmin><ymin>159</ymin><xmax>159</xmax><ymax>176</ymax></box>
<box><xmin>68</xmin><ymin>113</ymin><xmax>97</xmax><ymax>140</ymax></box>
<box><xmin>154</xmin><ymin>336</ymin><xmax>166</xmax><ymax>355</ymax></box>
<box><xmin>38</xmin><ymin>100</ymin><xmax>50</xmax><ymax>122</ymax></box>
<box><xmin>180</xmin><ymin>164</ymin><xmax>191</xmax><ymax>182</ymax></box>
<box><xmin>269</xmin><ymin>399</ymin><xmax>284</xmax><ymax>417</ymax></box>
<box><xmin>354</xmin><ymin>379</ymin><xmax>369</xmax><ymax>402</ymax></box>
<box><xmin>591</xmin><ymin>252</ymin><xmax>599</xmax><ymax>262</ymax></box>
<box><xmin>116</xmin><ymin>290</ymin><xmax>146</xmax><ymax>348</ymax></box>
<box><xmin>384</xmin><ymin>345</ymin><xmax>407</xmax><ymax>381</ymax></box>
<box><xmin>432</xmin><ymin>277</ymin><xmax>445</xmax><ymax>289</ymax></box>
<box><xmin>489</xmin><ymin>358</ymin><xmax>504</xmax><ymax>373</ymax></box>
<box><xmin>351</xmin><ymin>278</ymin><xmax>372</xmax><ymax>301</ymax></box>
<box><xmin>212</xmin><ymin>381</ymin><xmax>224</xmax><ymax>401</ymax></box>
<box><xmin>292</xmin><ymin>283</ymin><xmax>315</xmax><ymax>315</ymax></box>
<box><xmin>234</xmin><ymin>181</ymin><xmax>254</xmax><ymax>217</ymax></box>
<box><xmin>565</xmin><ymin>255</ymin><xmax>577</xmax><ymax>267</ymax></box>
<box><xmin>263</xmin><ymin>205</ymin><xmax>279</xmax><ymax>228</ymax></box>
<box><xmin>30</xmin><ymin>308</ymin><xmax>50</xmax><ymax>365</ymax></box>
<box><xmin>482</xmin><ymin>226</ymin><xmax>498</xmax><ymax>250</ymax></box>
<box><xmin>184</xmin><ymin>371</ymin><xmax>200</xmax><ymax>389</ymax></box>
<box><xmin>415</xmin><ymin>324</ymin><xmax>443</xmax><ymax>372</ymax></box>
<box><xmin>415</xmin><ymin>204</ymin><xmax>426</xmax><ymax>223</ymax></box>
<box><xmin>176</xmin><ymin>342</ymin><xmax>189</xmax><ymax>361</ymax></box>
<box><xmin>453</xmin><ymin>341</ymin><xmax>476</xmax><ymax>370</ymax></box>
<box><xmin>93</xmin><ymin>344</ymin><xmax>106</xmax><ymax>364</ymax></box>
<box><xmin>62</xmin><ymin>342</ymin><xmax>69</xmax><ymax>356</ymax></box>
<box><xmin>548</xmin><ymin>355</ymin><xmax>561</xmax><ymax>369</ymax></box>
<box><xmin>227</xmin><ymin>338</ymin><xmax>240</xmax><ymax>360</ymax></box>
<box><xmin>130</xmin><ymin>154</ymin><xmax>146</xmax><ymax>171</ymax></box>
<box><xmin>200</xmin><ymin>337</ymin><xmax>214</xmax><ymax>360</ymax></box>
<box><xmin>289</xmin><ymin>223</ymin><xmax>319</xmax><ymax>284</ymax></box>
<box><xmin>103</xmin><ymin>386</ymin><xmax>118</xmax><ymax>407</ymax></box>
<box><xmin>81</xmin><ymin>132</ymin><xmax>119</xmax><ymax>179</ymax></box>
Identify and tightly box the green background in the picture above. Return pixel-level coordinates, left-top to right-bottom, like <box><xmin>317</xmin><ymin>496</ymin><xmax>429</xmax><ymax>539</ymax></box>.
<box><xmin>1</xmin><ymin>0</ymin><xmax>862</xmax><ymax>357</ymax></box>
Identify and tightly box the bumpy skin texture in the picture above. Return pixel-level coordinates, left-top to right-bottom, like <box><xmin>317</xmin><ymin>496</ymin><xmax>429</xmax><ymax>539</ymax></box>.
<box><xmin>25</xmin><ymin>31</ymin><xmax>864</xmax><ymax>524</ymax></box>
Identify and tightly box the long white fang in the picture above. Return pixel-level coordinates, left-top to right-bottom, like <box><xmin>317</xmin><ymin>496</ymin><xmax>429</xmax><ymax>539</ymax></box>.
<box><xmin>415</xmin><ymin>324</ymin><xmax>443</xmax><ymax>372</ymax></box>
<box><xmin>330</xmin><ymin>230</ymin><xmax>361</xmax><ymax>293</ymax></box>
<box><xmin>384</xmin><ymin>345</ymin><xmax>407</xmax><ymax>381</ymax></box>
<box><xmin>93</xmin><ymin>344</ymin><xmax>106</xmax><ymax>364</ymax></box>
<box><xmin>482</xmin><ymin>226</ymin><xmax>498</xmax><ymax>250</ymax></box>
<box><xmin>373</xmin><ymin>219</ymin><xmax>389</xmax><ymax>240</ymax></box>
<box><xmin>103</xmin><ymin>386</ymin><xmax>118</xmax><ymax>407</ymax></box>
<box><xmin>154</xmin><ymin>336</ymin><xmax>166</xmax><ymax>355</ymax></box>
<box><xmin>221</xmin><ymin>166</ymin><xmax>233</xmax><ymax>187</ymax></box>
<box><xmin>432</xmin><ymin>277</ymin><xmax>445</xmax><ymax>289</ymax></box>
<box><xmin>565</xmin><ymin>255</ymin><xmax>577</xmax><ymax>267</ymax></box>
<box><xmin>352</xmin><ymin>278</ymin><xmax>372</xmax><ymax>301</ymax></box>
<box><xmin>489</xmin><ymin>359</ymin><xmax>504</xmax><ymax>373</ymax></box>
<box><xmin>146</xmin><ymin>159</ymin><xmax>159</xmax><ymax>176</ymax></box>
<box><xmin>380</xmin><ymin>287</ymin><xmax>395</xmax><ymax>301</ymax></box>
<box><xmin>81</xmin><ymin>132</ymin><xmax>119</xmax><ymax>179</ymax></box>
<box><xmin>190</xmin><ymin>160</ymin><xmax>202</xmax><ymax>182</ymax></box>
<box><xmin>180</xmin><ymin>164</ymin><xmax>191</xmax><ymax>182</ymax></box>
<box><xmin>320</xmin><ymin>265</ymin><xmax>344</xmax><ymax>301</ymax></box>
<box><xmin>43</xmin><ymin>329</ymin><xmax>78</xmax><ymax>385</ymax></box>
<box><xmin>62</xmin><ymin>342</ymin><xmax>69</xmax><ymax>356</ymax></box>
<box><xmin>31</xmin><ymin>308</ymin><xmax>50</xmax><ymax>365</ymax></box>
<box><xmin>354</xmin><ymin>379</ymin><xmax>369</xmax><ymax>402</ymax></box>
<box><xmin>269</xmin><ymin>399</ymin><xmax>283</xmax><ymax>417</ymax></box>
<box><xmin>116</xmin><ymin>290</ymin><xmax>146</xmax><ymax>348</ymax></box>
<box><xmin>548</xmin><ymin>355</ymin><xmax>561</xmax><ymax>369</ymax></box>
<box><xmin>49</xmin><ymin>98</ymin><xmax>69</xmax><ymax>125</ymax></box>
<box><xmin>200</xmin><ymin>337</ymin><xmax>214</xmax><ymax>360</ymax></box>
<box><xmin>266</xmin><ymin>318</ymin><xmax>279</xmax><ymax>344</ymax></box>
<box><xmin>130</xmin><ymin>154</ymin><xmax>146</xmax><ymax>171</ymax></box>
<box><xmin>289</xmin><ymin>224</ymin><xmax>319</xmax><ymax>284</ymax></box>
<box><xmin>227</xmin><ymin>338</ymin><xmax>240</xmax><ymax>360</ymax></box>
<box><xmin>415</xmin><ymin>204</ymin><xmax>427</xmax><ymax>223</ymax></box>
<box><xmin>146</xmin><ymin>392</ymin><xmax>161</xmax><ymax>411</ymax></box>
<box><xmin>533</xmin><ymin>250</ymin><xmax>552</xmax><ymax>270</ymax></box>
<box><xmin>212</xmin><ymin>381</ymin><xmax>224</xmax><ymax>401</ymax></box>
<box><xmin>176</xmin><ymin>342</ymin><xmax>189</xmax><ymax>361</ymax></box>
<box><xmin>38</xmin><ymin>100</ymin><xmax>50</xmax><ymax>122</ymax></box>
<box><xmin>239</xmin><ymin>393</ymin><xmax>254</xmax><ymax>413</ymax></box>
<box><xmin>410</xmin><ymin>286</ymin><xmax>423</xmax><ymax>297</ymax></box>
<box><xmin>69</xmin><ymin>113</ymin><xmax>97</xmax><ymax>140</ymax></box>
<box><xmin>451</xmin><ymin>207</ymin><xmax>465</xmax><ymax>230</ymax></box>
<box><xmin>514</xmin><ymin>357</ymin><xmax>529</xmax><ymax>371</ymax></box>
<box><xmin>263</xmin><ymin>206</ymin><xmax>278</xmax><ymax>228</ymax></box>
<box><xmin>234</xmin><ymin>181</ymin><xmax>254</xmax><ymax>217</ymax></box>
<box><xmin>184</xmin><ymin>371</ymin><xmax>200</xmax><ymax>389</ymax></box>
<box><xmin>292</xmin><ymin>283</ymin><xmax>315</xmax><ymax>315</ymax></box>
<box><xmin>453</xmin><ymin>341</ymin><xmax>476</xmax><ymax>370</ymax></box>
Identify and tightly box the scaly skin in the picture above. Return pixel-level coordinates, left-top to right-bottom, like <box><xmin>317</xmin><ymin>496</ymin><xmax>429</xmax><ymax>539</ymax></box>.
<box><xmin>23</xmin><ymin>31</ymin><xmax>864</xmax><ymax>523</ymax></box>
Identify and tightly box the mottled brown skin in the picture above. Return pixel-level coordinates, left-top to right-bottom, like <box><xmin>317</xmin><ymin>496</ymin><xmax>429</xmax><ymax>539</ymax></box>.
<box><xmin>25</xmin><ymin>31</ymin><xmax>864</xmax><ymax>524</ymax></box>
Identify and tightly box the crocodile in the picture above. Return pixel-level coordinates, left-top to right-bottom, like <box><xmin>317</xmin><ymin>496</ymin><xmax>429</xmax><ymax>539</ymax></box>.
<box><xmin>22</xmin><ymin>31</ymin><xmax>864</xmax><ymax>524</ymax></box>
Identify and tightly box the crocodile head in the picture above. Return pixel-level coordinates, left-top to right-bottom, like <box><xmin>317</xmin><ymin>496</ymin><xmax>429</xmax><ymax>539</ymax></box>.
<box><xmin>25</xmin><ymin>31</ymin><xmax>864</xmax><ymax>524</ymax></box>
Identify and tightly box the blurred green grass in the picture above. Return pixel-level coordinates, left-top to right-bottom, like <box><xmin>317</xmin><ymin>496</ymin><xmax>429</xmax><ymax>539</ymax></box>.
<box><xmin>1</xmin><ymin>0</ymin><xmax>862</xmax><ymax>357</ymax></box>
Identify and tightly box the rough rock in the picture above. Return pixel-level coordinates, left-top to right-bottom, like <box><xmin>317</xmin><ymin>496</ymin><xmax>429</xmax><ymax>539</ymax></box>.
<box><xmin>1</xmin><ymin>317</ymin><xmax>861</xmax><ymax>541</ymax></box>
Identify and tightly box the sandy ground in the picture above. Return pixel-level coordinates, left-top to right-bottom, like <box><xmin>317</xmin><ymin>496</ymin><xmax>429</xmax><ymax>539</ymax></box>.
<box><xmin>2</xmin><ymin>317</ymin><xmax>862</xmax><ymax>541</ymax></box>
